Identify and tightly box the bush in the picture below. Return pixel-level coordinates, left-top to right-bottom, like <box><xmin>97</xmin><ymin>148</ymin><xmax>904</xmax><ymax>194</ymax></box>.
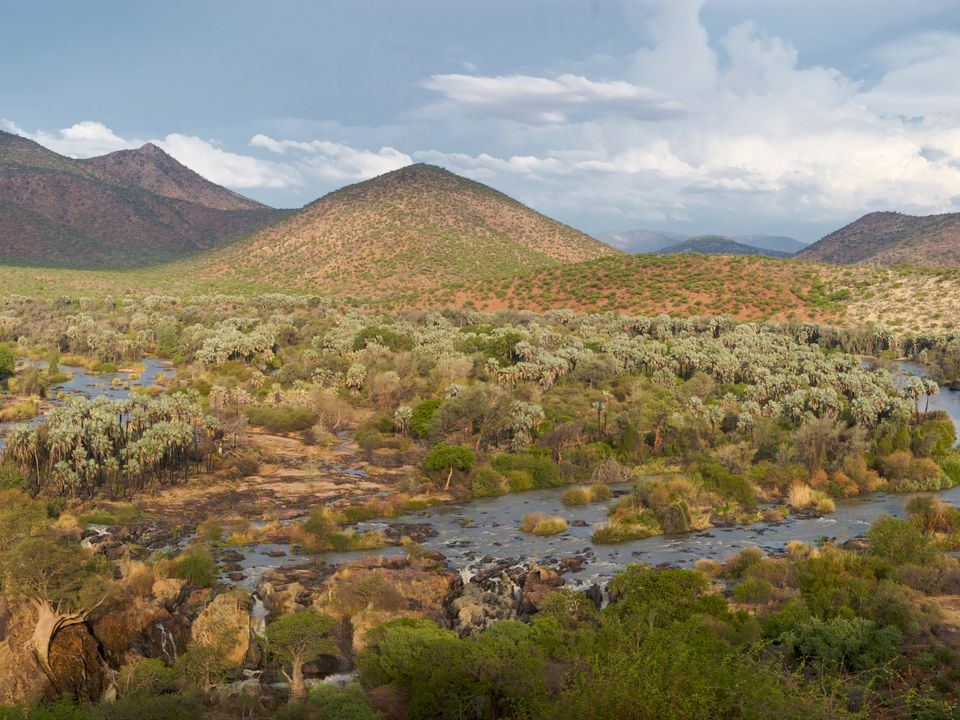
<box><xmin>470</xmin><ymin>466</ymin><xmax>507</xmax><ymax>497</ymax></box>
<box><xmin>697</xmin><ymin>462</ymin><xmax>756</xmax><ymax>507</ymax></box>
<box><xmin>409</xmin><ymin>399</ymin><xmax>442</xmax><ymax>437</ymax></box>
<box><xmin>733</xmin><ymin>578</ymin><xmax>773</xmax><ymax>604</ymax></box>
<box><xmin>278</xmin><ymin>684</ymin><xmax>381</xmax><ymax>720</ymax></box>
<box><xmin>780</xmin><ymin>616</ymin><xmax>902</xmax><ymax>671</ymax></box>
<box><xmin>353</xmin><ymin>326</ymin><xmax>414</xmax><ymax>352</ymax></box>
<box><xmin>868</xmin><ymin>516</ymin><xmax>934</xmax><ymax>565</ymax></box>
<box><xmin>520</xmin><ymin>512</ymin><xmax>567</xmax><ymax>536</ymax></box>
<box><xmin>492</xmin><ymin>454</ymin><xmax>562</xmax><ymax>488</ymax></box>
<box><xmin>247</xmin><ymin>405</ymin><xmax>316</xmax><ymax>433</ymax></box>
<box><xmin>562</xmin><ymin>487</ymin><xmax>592</xmax><ymax>506</ymax></box>
<box><xmin>172</xmin><ymin>545</ymin><xmax>218</xmax><ymax>587</ymax></box>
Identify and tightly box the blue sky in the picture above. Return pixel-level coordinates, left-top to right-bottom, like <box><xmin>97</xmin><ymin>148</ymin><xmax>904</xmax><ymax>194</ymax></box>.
<box><xmin>4</xmin><ymin>0</ymin><xmax>960</xmax><ymax>241</ymax></box>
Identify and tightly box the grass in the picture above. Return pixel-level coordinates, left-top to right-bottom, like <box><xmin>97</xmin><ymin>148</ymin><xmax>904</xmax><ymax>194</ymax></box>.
<box><xmin>520</xmin><ymin>512</ymin><xmax>568</xmax><ymax>536</ymax></box>
<box><xmin>562</xmin><ymin>484</ymin><xmax>613</xmax><ymax>506</ymax></box>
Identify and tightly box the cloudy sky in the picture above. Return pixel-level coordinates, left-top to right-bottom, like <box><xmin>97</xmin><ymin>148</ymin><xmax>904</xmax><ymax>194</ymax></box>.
<box><xmin>4</xmin><ymin>0</ymin><xmax>960</xmax><ymax>241</ymax></box>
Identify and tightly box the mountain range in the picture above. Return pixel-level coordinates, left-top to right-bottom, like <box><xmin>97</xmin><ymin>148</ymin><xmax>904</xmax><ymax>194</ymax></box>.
<box><xmin>0</xmin><ymin>131</ymin><xmax>285</xmax><ymax>268</ymax></box>
<box><xmin>598</xmin><ymin>229</ymin><xmax>807</xmax><ymax>255</ymax></box>
<box><xmin>796</xmin><ymin>211</ymin><xmax>960</xmax><ymax>266</ymax></box>
<box><xmin>655</xmin><ymin>236</ymin><xmax>793</xmax><ymax>258</ymax></box>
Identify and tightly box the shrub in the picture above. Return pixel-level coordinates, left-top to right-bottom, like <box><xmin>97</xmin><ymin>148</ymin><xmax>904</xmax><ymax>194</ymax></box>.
<box><xmin>868</xmin><ymin>516</ymin><xmax>934</xmax><ymax>565</ymax></box>
<box><xmin>521</xmin><ymin>512</ymin><xmax>567</xmax><ymax>536</ymax></box>
<box><xmin>562</xmin><ymin>487</ymin><xmax>592</xmax><ymax>506</ymax></box>
<box><xmin>353</xmin><ymin>326</ymin><xmax>414</xmax><ymax>352</ymax></box>
<box><xmin>697</xmin><ymin>462</ymin><xmax>756</xmax><ymax>507</ymax></box>
<box><xmin>470</xmin><ymin>466</ymin><xmax>507</xmax><ymax>497</ymax></box>
<box><xmin>786</xmin><ymin>484</ymin><xmax>835</xmax><ymax>515</ymax></box>
<box><xmin>173</xmin><ymin>545</ymin><xmax>218</xmax><ymax>587</ymax></box>
<box><xmin>733</xmin><ymin>578</ymin><xmax>773</xmax><ymax>604</ymax></box>
<box><xmin>780</xmin><ymin>616</ymin><xmax>902</xmax><ymax>671</ymax></box>
<box><xmin>722</xmin><ymin>547</ymin><xmax>765</xmax><ymax>579</ymax></box>
<box><xmin>247</xmin><ymin>405</ymin><xmax>316</xmax><ymax>433</ymax></box>
<box><xmin>492</xmin><ymin>454</ymin><xmax>562</xmax><ymax>488</ymax></box>
<box><xmin>409</xmin><ymin>399</ymin><xmax>442</xmax><ymax>437</ymax></box>
<box><xmin>592</xmin><ymin>519</ymin><xmax>658</xmax><ymax>544</ymax></box>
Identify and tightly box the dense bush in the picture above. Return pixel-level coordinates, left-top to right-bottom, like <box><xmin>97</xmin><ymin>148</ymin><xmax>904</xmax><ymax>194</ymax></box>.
<box><xmin>247</xmin><ymin>405</ymin><xmax>316</xmax><ymax>433</ymax></box>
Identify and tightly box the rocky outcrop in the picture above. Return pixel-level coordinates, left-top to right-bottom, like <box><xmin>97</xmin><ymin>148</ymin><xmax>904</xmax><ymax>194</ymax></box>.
<box><xmin>191</xmin><ymin>592</ymin><xmax>253</xmax><ymax>668</ymax></box>
<box><xmin>0</xmin><ymin>598</ymin><xmax>110</xmax><ymax>704</ymax></box>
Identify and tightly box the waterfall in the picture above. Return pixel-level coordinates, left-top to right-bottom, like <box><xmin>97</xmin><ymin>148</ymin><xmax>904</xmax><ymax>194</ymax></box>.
<box><xmin>250</xmin><ymin>594</ymin><xmax>268</xmax><ymax>637</ymax></box>
<box><xmin>157</xmin><ymin>623</ymin><xmax>177</xmax><ymax>662</ymax></box>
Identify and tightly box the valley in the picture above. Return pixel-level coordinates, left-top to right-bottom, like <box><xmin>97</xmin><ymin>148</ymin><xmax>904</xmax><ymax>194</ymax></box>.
<box><xmin>2</xmin><ymin>140</ymin><xmax>960</xmax><ymax>720</ymax></box>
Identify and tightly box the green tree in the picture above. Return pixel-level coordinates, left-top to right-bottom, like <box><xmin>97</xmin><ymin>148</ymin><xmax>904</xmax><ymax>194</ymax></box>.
<box><xmin>0</xmin><ymin>343</ymin><xmax>14</xmax><ymax>382</ymax></box>
<box><xmin>264</xmin><ymin>610</ymin><xmax>337</xmax><ymax>704</ymax></box>
<box><xmin>424</xmin><ymin>443</ymin><xmax>475</xmax><ymax>490</ymax></box>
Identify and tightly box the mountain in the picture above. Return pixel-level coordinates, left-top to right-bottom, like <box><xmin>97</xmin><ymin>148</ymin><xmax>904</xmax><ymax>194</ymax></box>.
<box><xmin>194</xmin><ymin>163</ymin><xmax>618</xmax><ymax>295</ymax></box>
<box><xmin>0</xmin><ymin>131</ymin><xmax>285</xmax><ymax>268</ymax></box>
<box><xmin>657</xmin><ymin>235</ymin><xmax>792</xmax><ymax>258</ymax></box>
<box><xmin>599</xmin><ymin>229</ymin><xmax>805</xmax><ymax>255</ymax></box>
<box><xmin>731</xmin><ymin>234</ymin><xmax>807</xmax><ymax>254</ymax></box>
<box><xmin>83</xmin><ymin>143</ymin><xmax>266</xmax><ymax>211</ymax></box>
<box><xmin>797</xmin><ymin>211</ymin><xmax>960</xmax><ymax>266</ymax></box>
<box><xmin>597</xmin><ymin>229</ymin><xmax>688</xmax><ymax>254</ymax></box>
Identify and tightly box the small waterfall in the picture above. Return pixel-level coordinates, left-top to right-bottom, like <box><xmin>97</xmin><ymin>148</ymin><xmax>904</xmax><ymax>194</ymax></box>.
<box><xmin>250</xmin><ymin>594</ymin><xmax>268</xmax><ymax>637</ymax></box>
<box><xmin>156</xmin><ymin>623</ymin><xmax>178</xmax><ymax>662</ymax></box>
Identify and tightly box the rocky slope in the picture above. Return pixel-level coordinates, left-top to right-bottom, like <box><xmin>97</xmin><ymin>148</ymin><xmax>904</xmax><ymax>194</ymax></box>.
<box><xmin>0</xmin><ymin>131</ymin><xmax>284</xmax><ymax>268</ymax></box>
<box><xmin>797</xmin><ymin>211</ymin><xmax>960</xmax><ymax>266</ymax></box>
<box><xmin>193</xmin><ymin>163</ymin><xmax>617</xmax><ymax>296</ymax></box>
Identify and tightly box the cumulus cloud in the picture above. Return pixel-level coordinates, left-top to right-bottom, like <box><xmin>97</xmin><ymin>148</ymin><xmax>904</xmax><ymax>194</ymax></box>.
<box><xmin>420</xmin><ymin>73</ymin><xmax>684</xmax><ymax>123</ymax></box>
<box><xmin>156</xmin><ymin>134</ymin><xmax>302</xmax><ymax>189</ymax></box>
<box><xmin>1</xmin><ymin>119</ymin><xmax>140</xmax><ymax>157</ymax></box>
<box><xmin>250</xmin><ymin>135</ymin><xmax>411</xmax><ymax>181</ymax></box>
<box><xmin>413</xmin><ymin>3</ymin><xmax>960</xmax><ymax>233</ymax></box>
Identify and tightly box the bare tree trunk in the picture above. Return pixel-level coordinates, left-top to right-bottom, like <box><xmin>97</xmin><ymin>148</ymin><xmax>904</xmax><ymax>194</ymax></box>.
<box><xmin>29</xmin><ymin>599</ymin><xmax>89</xmax><ymax>677</ymax></box>
<box><xmin>283</xmin><ymin>658</ymin><xmax>307</xmax><ymax>705</ymax></box>
<box><xmin>444</xmin><ymin>467</ymin><xmax>453</xmax><ymax>491</ymax></box>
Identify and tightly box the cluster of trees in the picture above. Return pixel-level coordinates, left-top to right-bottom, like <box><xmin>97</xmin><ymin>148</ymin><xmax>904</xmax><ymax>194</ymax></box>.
<box><xmin>2</xmin><ymin>393</ymin><xmax>215</xmax><ymax>497</ymax></box>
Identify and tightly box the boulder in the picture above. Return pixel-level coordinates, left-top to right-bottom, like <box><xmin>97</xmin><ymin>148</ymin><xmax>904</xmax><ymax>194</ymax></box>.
<box><xmin>191</xmin><ymin>592</ymin><xmax>252</xmax><ymax>667</ymax></box>
<box><xmin>48</xmin><ymin>624</ymin><xmax>109</xmax><ymax>701</ymax></box>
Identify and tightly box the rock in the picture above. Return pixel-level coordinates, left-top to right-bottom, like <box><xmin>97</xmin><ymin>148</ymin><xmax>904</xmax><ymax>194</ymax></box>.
<box><xmin>585</xmin><ymin>584</ymin><xmax>603</xmax><ymax>609</ymax></box>
<box><xmin>191</xmin><ymin>592</ymin><xmax>252</xmax><ymax>667</ymax></box>
<box><xmin>48</xmin><ymin>624</ymin><xmax>110</xmax><ymax>701</ymax></box>
<box><xmin>559</xmin><ymin>556</ymin><xmax>585</xmax><ymax>573</ymax></box>
<box><xmin>228</xmin><ymin>572</ymin><xmax>246</xmax><ymax>582</ymax></box>
<box><xmin>518</xmin><ymin>565</ymin><xmax>564</xmax><ymax>616</ymax></box>
<box><xmin>0</xmin><ymin>599</ymin><xmax>51</xmax><ymax>705</ymax></box>
<box><xmin>570</xmin><ymin>519</ymin><xmax>588</xmax><ymax>527</ymax></box>
<box><xmin>264</xmin><ymin>549</ymin><xmax>287</xmax><ymax>558</ymax></box>
<box><xmin>152</xmin><ymin>578</ymin><xmax>185</xmax><ymax>606</ymax></box>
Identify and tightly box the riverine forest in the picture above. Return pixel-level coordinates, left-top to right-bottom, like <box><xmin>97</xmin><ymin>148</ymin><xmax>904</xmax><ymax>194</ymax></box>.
<box><xmin>3</xmin><ymin>3</ymin><xmax>960</xmax><ymax>719</ymax></box>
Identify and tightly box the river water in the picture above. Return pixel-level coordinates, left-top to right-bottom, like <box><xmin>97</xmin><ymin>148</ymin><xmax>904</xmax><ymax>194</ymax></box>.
<box><xmin>0</xmin><ymin>359</ymin><xmax>172</xmax><ymax>450</ymax></box>
<box><xmin>7</xmin><ymin>357</ymin><xmax>960</xmax><ymax>586</ymax></box>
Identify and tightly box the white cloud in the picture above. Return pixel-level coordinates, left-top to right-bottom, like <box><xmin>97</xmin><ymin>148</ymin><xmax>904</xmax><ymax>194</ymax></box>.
<box><xmin>1</xmin><ymin>119</ymin><xmax>140</xmax><ymax>157</ymax></box>
<box><xmin>420</xmin><ymin>72</ymin><xmax>684</xmax><ymax>123</ymax></box>
<box><xmin>156</xmin><ymin>134</ymin><xmax>302</xmax><ymax>189</ymax></box>
<box><xmin>250</xmin><ymin>135</ymin><xmax>411</xmax><ymax>181</ymax></box>
<box><xmin>411</xmin><ymin>5</ymin><xmax>960</xmax><ymax>232</ymax></box>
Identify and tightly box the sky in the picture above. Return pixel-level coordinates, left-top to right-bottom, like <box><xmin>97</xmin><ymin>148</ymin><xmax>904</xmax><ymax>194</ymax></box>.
<box><xmin>3</xmin><ymin>0</ymin><xmax>960</xmax><ymax>242</ymax></box>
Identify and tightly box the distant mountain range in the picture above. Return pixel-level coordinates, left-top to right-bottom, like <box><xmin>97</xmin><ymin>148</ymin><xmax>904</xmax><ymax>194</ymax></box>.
<box><xmin>656</xmin><ymin>236</ymin><xmax>793</xmax><ymax>258</ymax></box>
<box><xmin>0</xmin><ymin>131</ymin><xmax>285</xmax><ymax>268</ymax></box>
<box><xmin>598</xmin><ymin>229</ymin><xmax>807</xmax><ymax>256</ymax></box>
<box><xmin>190</xmin><ymin>163</ymin><xmax>618</xmax><ymax>295</ymax></box>
<box><xmin>796</xmin><ymin>211</ymin><xmax>960</xmax><ymax>266</ymax></box>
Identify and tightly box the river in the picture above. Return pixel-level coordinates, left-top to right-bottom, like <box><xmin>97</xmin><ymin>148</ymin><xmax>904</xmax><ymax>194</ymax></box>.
<box><xmin>7</xmin><ymin>357</ymin><xmax>960</xmax><ymax>586</ymax></box>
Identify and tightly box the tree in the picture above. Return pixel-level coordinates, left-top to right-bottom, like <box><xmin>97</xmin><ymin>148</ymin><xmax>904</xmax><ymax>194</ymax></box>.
<box><xmin>264</xmin><ymin>610</ymin><xmax>337</xmax><ymax>704</ymax></box>
<box><xmin>424</xmin><ymin>443</ymin><xmax>475</xmax><ymax>490</ymax></box>
<box><xmin>0</xmin><ymin>343</ymin><xmax>14</xmax><ymax>382</ymax></box>
<box><xmin>1</xmin><ymin>531</ymin><xmax>113</xmax><ymax>678</ymax></box>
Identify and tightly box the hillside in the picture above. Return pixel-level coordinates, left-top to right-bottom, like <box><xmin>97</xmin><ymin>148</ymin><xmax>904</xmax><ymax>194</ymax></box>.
<box><xmin>657</xmin><ymin>235</ymin><xmax>792</xmax><ymax>258</ymax></box>
<box><xmin>0</xmin><ymin>131</ymin><xmax>284</xmax><ymax>268</ymax></box>
<box><xmin>733</xmin><ymin>233</ymin><xmax>807</xmax><ymax>254</ymax></box>
<box><xmin>84</xmin><ymin>143</ymin><xmax>267</xmax><ymax>211</ymax></box>
<box><xmin>193</xmin><ymin>163</ymin><xmax>617</xmax><ymax>295</ymax></box>
<box><xmin>797</xmin><ymin>211</ymin><xmax>960</xmax><ymax>266</ymax></box>
<box><xmin>398</xmin><ymin>253</ymin><xmax>846</xmax><ymax>322</ymax></box>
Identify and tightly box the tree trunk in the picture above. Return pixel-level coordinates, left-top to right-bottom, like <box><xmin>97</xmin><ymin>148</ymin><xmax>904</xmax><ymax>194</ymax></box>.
<box><xmin>444</xmin><ymin>467</ymin><xmax>453</xmax><ymax>491</ymax></box>
<box><xmin>29</xmin><ymin>599</ymin><xmax>88</xmax><ymax>677</ymax></box>
<box><xmin>285</xmin><ymin>658</ymin><xmax>307</xmax><ymax>705</ymax></box>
